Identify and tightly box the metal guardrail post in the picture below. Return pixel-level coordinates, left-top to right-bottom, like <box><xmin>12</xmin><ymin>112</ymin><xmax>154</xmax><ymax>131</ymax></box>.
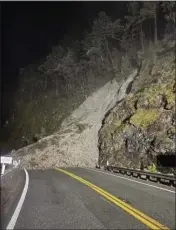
<box><xmin>1</xmin><ymin>164</ymin><xmax>6</xmax><ymax>175</ymax></box>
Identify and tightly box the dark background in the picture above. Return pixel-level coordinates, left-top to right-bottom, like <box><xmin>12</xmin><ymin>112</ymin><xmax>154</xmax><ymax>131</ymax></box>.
<box><xmin>1</xmin><ymin>2</ymin><xmax>125</xmax><ymax>125</ymax></box>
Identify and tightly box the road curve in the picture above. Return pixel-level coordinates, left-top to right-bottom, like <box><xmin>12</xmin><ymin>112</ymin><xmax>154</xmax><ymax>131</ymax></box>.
<box><xmin>5</xmin><ymin>167</ymin><xmax>175</xmax><ymax>229</ymax></box>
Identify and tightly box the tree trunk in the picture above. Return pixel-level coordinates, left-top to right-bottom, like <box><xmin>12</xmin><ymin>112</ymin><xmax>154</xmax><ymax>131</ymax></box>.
<box><xmin>154</xmin><ymin>12</ymin><xmax>158</xmax><ymax>45</ymax></box>
<box><xmin>31</xmin><ymin>85</ymin><xmax>33</xmax><ymax>100</ymax></box>
<box><xmin>140</xmin><ymin>22</ymin><xmax>144</xmax><ymax>53</ymax></box>
<box><xmin>105</xmin><ymin>38</ymin><xmax>116</xmax><ymax>70</ymax></box>
<box><xmin>55</xmin><ymin>77</ymin><xmax>58</xmax><ymax>96</ymax></box>
<box><xmin>118</xmin><ymin>57</ymin><xmax>122</xmax><ymax>73</ymax></box>
<box><xmin>173</xmin><ymin>12</ymin><xmax>175</xmax><ymax>24</ymax></box>
<box><xmin>45</xmin><ymin>76</ymin><xmax>47</xmax><ymax>89</ymax></box>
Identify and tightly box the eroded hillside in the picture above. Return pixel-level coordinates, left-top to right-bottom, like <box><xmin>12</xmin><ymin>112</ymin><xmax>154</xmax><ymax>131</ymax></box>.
<box><xmin>12</xmin><ymin>69</ymin><xmax>139</xmax><ymax>169</ymax></box>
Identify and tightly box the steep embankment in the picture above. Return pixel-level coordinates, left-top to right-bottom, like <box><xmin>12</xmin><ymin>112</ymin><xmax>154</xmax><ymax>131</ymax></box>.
<box><xmin>11</xmin><ymin>43</ymin><xmax>175</xmax><ymax>170</ymax></box>
<box><xmin>98</xmin><ymin>47</ymin><xmax>175</xmax><ymax>171</ymax></box>
<box><xmin>12</xmin><ymin>69</ymin><xmax>139</xmax><ymax>168</ymax></box>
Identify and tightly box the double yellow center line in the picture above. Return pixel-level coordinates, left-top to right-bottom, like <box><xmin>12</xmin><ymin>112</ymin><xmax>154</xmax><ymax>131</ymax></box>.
<box><xmin>56</xmin><ymin>168</ymin><xmax>169</xmax><ymax>230</ymax></box>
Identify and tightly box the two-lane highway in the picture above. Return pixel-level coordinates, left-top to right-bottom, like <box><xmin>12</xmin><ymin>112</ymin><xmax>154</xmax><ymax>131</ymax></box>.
<box><xmin>4</xmin><ymin>167</ymin><xmax>175</xmax><ymax>229</ymax></box>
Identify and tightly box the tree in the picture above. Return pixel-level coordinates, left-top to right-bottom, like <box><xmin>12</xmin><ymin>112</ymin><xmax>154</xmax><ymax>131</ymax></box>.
<box><xmin>39</xmin><ymin>45</ymin><xmax>66</xmax><ymax>74</ymax></box>
<box><xmin>140</xmin><ymin>2</ymin><xmax>159</xmax><ymax>45</ymax></box>
<box><xmin>127</xmin><ymin>2</ymin><xmax>145</xmax><ymax>53</ymax></box>
<box><xmin>38</xmin><ymin>45</ymin><xmax>69</xmax><ymax>95</ymax></box>
<box><xmin>162</xmin><ymin>1</ymin><xmax>176</xmax><ymax>24</ymax></box>
<box><xmin>91</xmin><ymin>12</ymin><xmax>126</xmax><ymax>74</ymax></box>
<box><xmin>83</xmin><ymin>12</ymin><xmax>112</xmax><ymax>56</ymax></box>
<box><xmin>162</xmin><ymin>1</ymin><xmax>175</xmax><ymax>40</ymax></box>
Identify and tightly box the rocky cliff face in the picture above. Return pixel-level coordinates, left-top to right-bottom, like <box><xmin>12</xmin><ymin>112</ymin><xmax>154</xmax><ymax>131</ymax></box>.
<box><xmin>98</xmin><ymin>47</ymin><xmax>175</xmax><ymax>172</ymax></box>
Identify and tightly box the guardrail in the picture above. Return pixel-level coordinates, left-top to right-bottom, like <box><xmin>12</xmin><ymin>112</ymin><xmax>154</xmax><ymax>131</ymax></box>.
<box><xmin>105</xmin><ymin>166</ymin><xmax>176</xmax><ymax>187</ymax></box>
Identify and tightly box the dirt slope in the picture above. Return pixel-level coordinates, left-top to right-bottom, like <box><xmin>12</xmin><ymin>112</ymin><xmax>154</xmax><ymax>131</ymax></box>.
<box><xmin>12</xmin><ymin>69</ymin><xmax>138</xmax><ymax>169</ymax></box>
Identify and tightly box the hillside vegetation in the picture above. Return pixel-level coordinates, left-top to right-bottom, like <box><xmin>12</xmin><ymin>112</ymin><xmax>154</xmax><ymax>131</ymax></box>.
<box><xmin>1</xmin><ymin>2</ymin><xmax>175</xmax><ymax>171</ymax></box>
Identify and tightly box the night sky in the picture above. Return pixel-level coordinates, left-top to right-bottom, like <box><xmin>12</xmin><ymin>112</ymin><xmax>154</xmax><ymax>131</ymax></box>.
<box><xmin>2</xmin><ymin>2</ymin><xmax>86</xmax><ymax>84</ymax></box>
<box><xmin>1</xmin><ymin>2</ymin><xmax>125</xmax><ymax>125</ymax></box>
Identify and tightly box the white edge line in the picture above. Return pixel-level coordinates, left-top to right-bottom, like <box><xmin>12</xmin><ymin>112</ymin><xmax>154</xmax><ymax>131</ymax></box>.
<box><xmin>6</xmin><ymin>168</ymin><xmax>29</xmax><ymax>230</ymax></box>
<box><xmin>85</xmin><ymin>167</ymin><xmax>175</xmax><ymax>194</ymax></box>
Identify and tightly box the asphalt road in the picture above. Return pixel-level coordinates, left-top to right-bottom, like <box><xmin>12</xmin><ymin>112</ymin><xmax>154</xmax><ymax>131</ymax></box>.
<box><xmin>4</xmin><ymin>167</ymin><xmax>176</xmax><ymax>229</ymax></box>
<box><xmin>1</xmin><ymin>169</ymin><xmax>25</xmax><ymax>230</ymax></box>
